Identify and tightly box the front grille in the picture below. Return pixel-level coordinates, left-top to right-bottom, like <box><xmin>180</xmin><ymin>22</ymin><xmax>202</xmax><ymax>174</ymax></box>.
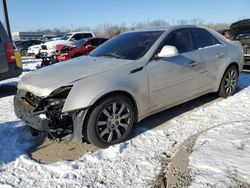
<box><xmin>25</xmin><ymin>92</ymin><xmax>42</xmax><ymax>107</ymax></box>
<box><xmin>41</xmin><ymin>45</ymin><xmax>47</xmax><ymax>50</ymax></box>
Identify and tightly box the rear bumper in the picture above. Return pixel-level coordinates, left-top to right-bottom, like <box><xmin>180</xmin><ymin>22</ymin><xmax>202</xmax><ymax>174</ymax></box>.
<box><xmin>14</xmin><ymin>96</ymin><xmax>49</xmax><ymax>131</ymax></box>
<box><xmin>0</xmin><ymin>63</ymin><xmax>22</xmax><ymax>81</ymax></box>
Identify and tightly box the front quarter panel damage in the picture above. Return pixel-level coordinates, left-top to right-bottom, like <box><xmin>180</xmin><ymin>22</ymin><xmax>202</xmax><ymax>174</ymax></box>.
<box><xmin>62</xmin><ymin>64</ymin><xmax>149</xmax><ymax>121</ymax></box>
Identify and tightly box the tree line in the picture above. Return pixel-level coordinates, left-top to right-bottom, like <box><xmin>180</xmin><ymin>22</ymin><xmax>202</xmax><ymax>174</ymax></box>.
<box><xmin>36</xmin><ymin>19</ymin><xmax>231</xmax><ymax>37</ymax></box>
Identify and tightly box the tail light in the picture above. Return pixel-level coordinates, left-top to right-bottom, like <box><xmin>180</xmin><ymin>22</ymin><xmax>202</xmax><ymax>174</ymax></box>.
<box><xmin>4</xmin><ymin>43</ymin><xmax>16</xmax><ymax>64</ymax></box>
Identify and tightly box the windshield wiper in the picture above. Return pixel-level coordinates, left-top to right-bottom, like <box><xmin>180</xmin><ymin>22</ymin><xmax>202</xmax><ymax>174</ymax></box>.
<box><xmin>95</xmin><ymin>53</ymin><xmax>121</xmax><ymax>59</ymax></box>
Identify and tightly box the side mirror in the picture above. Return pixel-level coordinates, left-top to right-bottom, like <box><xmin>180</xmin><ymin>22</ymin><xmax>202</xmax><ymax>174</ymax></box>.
<box><xmin>157</xmin><ymin>45</ymin><xmax>179</xmax><ymax>58</ymax></box>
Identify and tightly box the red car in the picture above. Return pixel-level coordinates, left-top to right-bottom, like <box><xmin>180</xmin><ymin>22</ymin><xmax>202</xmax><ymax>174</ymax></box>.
<box><xmin>55</xmin><ymin>37</ymin><xmax>109</xmax><ymax>62</ymax></box>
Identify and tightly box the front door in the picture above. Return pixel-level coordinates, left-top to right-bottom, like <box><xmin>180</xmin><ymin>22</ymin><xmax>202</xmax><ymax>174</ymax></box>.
<box><xmin>146</xmin><ymin>29</ymin><xmax>200</xmax><ymax>112</ymax></box>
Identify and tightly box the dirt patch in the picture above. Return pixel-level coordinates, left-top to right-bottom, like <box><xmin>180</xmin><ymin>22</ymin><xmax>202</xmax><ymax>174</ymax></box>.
<box><xmin>153</xmin><ymin>134</ymin><xmax>198</xmax><ymax>188</ymax></box>
<box><xmin>30</xmin><ymin>137</ymin><xmax>99</xmax><ymax>164</ymax></box>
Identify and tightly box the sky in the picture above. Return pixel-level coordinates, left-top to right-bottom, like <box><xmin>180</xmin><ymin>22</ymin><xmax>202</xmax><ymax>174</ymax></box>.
<box><xmin>1</xmin><ymin>0</ymin><xmax>250</xmax><ymax>32</ymax></box>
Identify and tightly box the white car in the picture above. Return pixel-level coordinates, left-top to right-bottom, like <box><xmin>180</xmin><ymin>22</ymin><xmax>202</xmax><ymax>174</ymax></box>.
<box><xmin>15</xmin><ymin>26</ymin><xmax>244</xmax><ymax>148</ymax></box>
<box><xmin>27</xmin><ymin>44</ymin><xmax>42</xmax><ymax>58</ymax></box>
<box><xmin>40</xmin><ymin>32</ymin><xmax>95</xmax><ymax>58</ymax></box>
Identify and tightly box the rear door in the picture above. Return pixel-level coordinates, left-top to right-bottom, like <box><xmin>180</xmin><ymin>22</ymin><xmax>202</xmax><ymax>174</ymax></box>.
<box><xmin>0</xmin><ymin>22</ymin><xmax>10</xmax><ymax>73</ymax></box>
<box><xmin>191</xmin><ymin>28</ymin><xmax>227</xmax><ymax>93</ymax></box>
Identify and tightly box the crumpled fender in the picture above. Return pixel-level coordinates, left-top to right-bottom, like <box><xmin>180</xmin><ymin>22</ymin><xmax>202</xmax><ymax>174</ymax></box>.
<box><xmin>62</xmin><ymin>64</ymin><xmax>149</xmax><ymax>121</ymax></box>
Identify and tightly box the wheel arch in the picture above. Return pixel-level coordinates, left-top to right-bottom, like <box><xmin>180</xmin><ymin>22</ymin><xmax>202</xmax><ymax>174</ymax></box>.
<box><xmin>85</xmin><ymin>90</ymin><xmax>139</xmax><ymax>123</ymax></box>
<box><xmin>216</xmin><ymin>62</ymin><xmax>240</xmax><ymax>93</ymax></box>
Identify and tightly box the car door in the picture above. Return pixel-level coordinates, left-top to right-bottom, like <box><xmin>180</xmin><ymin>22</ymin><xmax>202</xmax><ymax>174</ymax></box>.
<box><xmin>191</xmin><ymin>28</ymin><xmax>227</xmax><ymax>93</ymax></box>
<box><xmin>146</xmin><ymin>29</ymin><xmax>201</xmax><ymax>112</ymax></box>
<box><xmin>0</xmin><ymin>22</ymin><xmax>10</xmax><ymax>73</ymax></box>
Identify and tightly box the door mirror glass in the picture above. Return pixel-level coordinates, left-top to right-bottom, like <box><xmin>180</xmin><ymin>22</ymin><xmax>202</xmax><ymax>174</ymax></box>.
<box><xmin>157</xmin><ymin>45</ymin><xmax>179</xmax><ymax>58</ymax></box>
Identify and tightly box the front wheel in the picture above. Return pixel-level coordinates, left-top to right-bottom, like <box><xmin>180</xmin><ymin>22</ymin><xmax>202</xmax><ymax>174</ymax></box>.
<box><xmin>84</xmin><ymin>95</ymin><xmax>135</xmax><ymax>148</ymax></box>
<box><xmin>219</xmin><ymin>65</ymin><xmax>238</xmax><ymax>98</ymax></box>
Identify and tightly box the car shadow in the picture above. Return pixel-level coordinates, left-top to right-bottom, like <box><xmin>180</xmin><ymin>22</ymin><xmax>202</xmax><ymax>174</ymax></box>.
<box><xmin>0</xmin><ymin>121</ymin><xmax>45</xmax><ymax>165</ymax></box>
<box><xmin>130</xmin><ymin>72</ymin><xmax>250</xmax><ymax>139</ymax></box>
<box><xmin>0</xmin><ymin>82</ymin><xmax>18</xmax><ymax>98</ymax></box>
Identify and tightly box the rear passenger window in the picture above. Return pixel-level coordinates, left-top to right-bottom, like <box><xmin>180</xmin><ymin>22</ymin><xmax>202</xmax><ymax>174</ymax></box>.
<box><xmin>164</xmin><ymin>29</ymin><xmax>193</xmax><ymax>53</ymax></box>
<box><xmin>192</xmin><ymin>29</ymin><xmax>220</xmax><ymax>49</ymax></box>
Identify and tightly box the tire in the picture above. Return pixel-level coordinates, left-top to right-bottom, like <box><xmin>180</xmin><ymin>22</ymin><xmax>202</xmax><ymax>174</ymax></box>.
<box><xmin>218</xmin><ymin>65</ymin><xmax>239</xmax><ymax>98</ymax></box>
<box><xmin>84</xmin><ymin>94</ymin><xmax>135</xmax><ymax>148</ymax></box>
<box><xmin>21</xmin><ymin>49</ymin><xmax>28</xmax><ymax>56</ymax></box>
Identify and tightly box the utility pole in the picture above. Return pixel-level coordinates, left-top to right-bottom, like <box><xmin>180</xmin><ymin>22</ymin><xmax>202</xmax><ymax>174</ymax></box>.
<box><xmin>1</xmin><ymin>0</ymin><xmax>12</xmax><ymax>40</ymax></box>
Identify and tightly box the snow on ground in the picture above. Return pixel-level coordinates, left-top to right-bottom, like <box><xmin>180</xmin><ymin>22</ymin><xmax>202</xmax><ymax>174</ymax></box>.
<box><xmin>0</xmin><ymin>59</ymin><xmax>250</xmax><ymax>187</ymax></box>
<box><xmin>189</xmin><ymin>122</ymin><xmax>250</xmax><ymax>188</ymax></box>
<box><xmin>22</xmin><ymin>57</ymin><xmax>42</xmax><ymax>71</ymax></box>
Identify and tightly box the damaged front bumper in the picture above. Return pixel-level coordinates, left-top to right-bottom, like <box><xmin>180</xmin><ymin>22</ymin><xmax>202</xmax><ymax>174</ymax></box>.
<box><xmin>14</xmin><ymin>89</ymin><xmax>88</xmax><ymax>142</ymax></box>
<box><xmin>14</xmin><ymin>96</ymin><xmax>49</xmax><ymax>131</ymax></box>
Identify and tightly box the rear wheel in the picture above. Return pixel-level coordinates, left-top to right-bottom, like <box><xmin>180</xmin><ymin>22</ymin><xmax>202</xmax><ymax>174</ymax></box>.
<box><xmin>219</xmin><ymin>65</ymin><xmax>238</xmax><ymax>97</ymax></box>
<box><xmin>84</xmin><ymin>95</ymin><xmax>135</xmax><ymax>148</ymax></box>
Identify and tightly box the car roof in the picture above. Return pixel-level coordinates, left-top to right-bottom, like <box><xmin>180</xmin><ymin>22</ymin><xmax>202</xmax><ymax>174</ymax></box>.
<box><xmin>126</xmin><ymin>25</ymin><xmax>202</xmax><ymax>33</ymax></box>
<box><xmin>67</xmin><ymin>31</ymin><xmax>94</xmax><ymax>34</ymax></box>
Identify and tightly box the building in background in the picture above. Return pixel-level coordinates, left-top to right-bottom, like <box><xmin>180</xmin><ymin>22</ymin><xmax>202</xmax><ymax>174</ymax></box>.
<box><xmin>11</xmin><ymin>32</ymin><xmax>64</xmax><ymax>41</ymax></box>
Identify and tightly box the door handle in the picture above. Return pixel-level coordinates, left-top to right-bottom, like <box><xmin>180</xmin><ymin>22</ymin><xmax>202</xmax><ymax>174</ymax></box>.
<box><xmin>188</xmin><ymin>61</ymin><xmax>199</xmax><ymax>67</ymax></box>
<box><xmin>216</xmin><ymin>53</ymin><xmax>224</xmax><ymax>58</ymax></box>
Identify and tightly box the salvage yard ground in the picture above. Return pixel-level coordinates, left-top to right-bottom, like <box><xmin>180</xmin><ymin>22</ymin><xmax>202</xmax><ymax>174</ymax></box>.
<box><xmin>0</xmin><ymin>57</ymin><xmax>250</xmax><ymax>187</ymax></box>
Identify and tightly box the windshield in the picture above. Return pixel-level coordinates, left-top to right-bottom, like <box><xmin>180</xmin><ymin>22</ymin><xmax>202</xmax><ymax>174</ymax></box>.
<box><xmin>90</xmin><ymin>31</ymin><xmax>164</xmax><ymax>60</ymax></box>
<box><xmin>73</xmin><ymin>38</ymin><xmax>87</xmax><ymax>47</ymax></box>
<box><xmin>60</xmin><ymin>33</ymin><xmax>72</xmax><ymax>40</ymax></box>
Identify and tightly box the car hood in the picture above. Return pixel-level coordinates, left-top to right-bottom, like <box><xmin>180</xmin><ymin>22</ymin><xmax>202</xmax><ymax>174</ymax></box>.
<box><xmin>231</xmin><ymin>19</ymin><xmax>250</xmax><ymax>35</ymax></box>
<box><xmin>18</xmin><ymin>56</ymin><xmax>132</xmax><ymax>97</ymax></box>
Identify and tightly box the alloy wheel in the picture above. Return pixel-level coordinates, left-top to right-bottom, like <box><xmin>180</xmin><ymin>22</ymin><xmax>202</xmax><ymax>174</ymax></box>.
<box><xmin>96</xmin><ymin>102</ymin><xmax>131</xmax><ymax>143</ymax></box>
<box><xmin>224</xmin><ymin>69</ymin><xmax>237</xmax><ymax>95</ymax></box>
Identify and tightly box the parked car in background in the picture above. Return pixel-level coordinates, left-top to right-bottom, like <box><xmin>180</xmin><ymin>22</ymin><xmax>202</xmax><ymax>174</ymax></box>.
<box><xmin>54</xmin><ymin>37</ymin><xmax>109</xmax><ymax>62</ymax></box>
<box><xmin>15</xmin><ymin>39</ymin><xmax>44</xmax><ymax>56</ymax></box>
<box><xmin>0</xmin><ymin>21</ymin><xmax>22</xmax><ymax>81</ymax></box>
<box><xmin>14</xmin><ymin>26</ymin><xmax>243</xmax><ymax>148</ymax></box>
<box><xmin>231</xmin><ymin>19</ymin><xmax>250</xmax><ymax>66</ymax></box>
<box><xmin>40</xmin><ymin>32</ymin><xmax>95</xmax><ymax>58</ymax></box>
<box><xmin>27</xmin><ymin>44</ymin><xmax>42</xmax><ymax>58</ymax></box>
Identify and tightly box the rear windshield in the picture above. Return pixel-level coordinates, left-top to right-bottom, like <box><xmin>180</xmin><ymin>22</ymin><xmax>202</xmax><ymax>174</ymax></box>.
<box><xmin>90</xmin><ymin>31</ymin><xmax>164</xmax><ymax>60</ymax></box>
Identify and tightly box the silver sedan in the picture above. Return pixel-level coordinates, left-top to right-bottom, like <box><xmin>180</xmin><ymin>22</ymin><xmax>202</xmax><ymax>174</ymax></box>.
<box><xmin>14</xmin><ymin>25</ymin><xmax>244</xmax><ymax>148</ymax></box>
